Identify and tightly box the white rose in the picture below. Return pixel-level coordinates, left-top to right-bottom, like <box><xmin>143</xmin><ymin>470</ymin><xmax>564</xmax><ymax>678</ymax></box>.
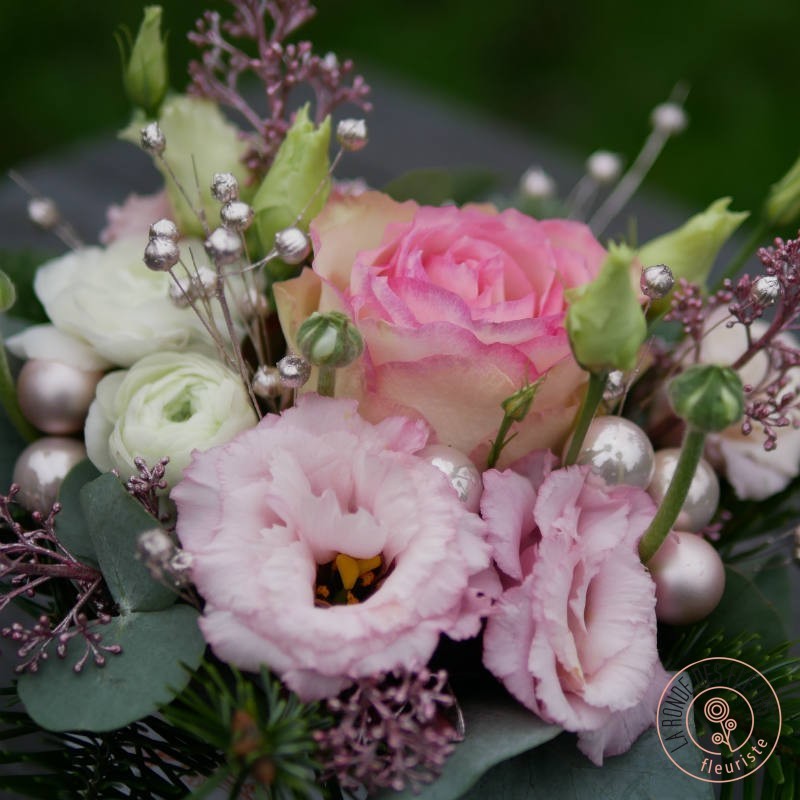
<box><xmin>85</xmin><ymin>351</ymin><xmax>257</xmax><ymax>487</ymax></box>
<box><xmin>700</xmin><ymin>309</ymin><xmax>800</xmax><ymax>500</ymax></box>
<box><xmin>12</xmin><ymin>235</ymin><xmax>217</xmax><ymax>367</ymax></box>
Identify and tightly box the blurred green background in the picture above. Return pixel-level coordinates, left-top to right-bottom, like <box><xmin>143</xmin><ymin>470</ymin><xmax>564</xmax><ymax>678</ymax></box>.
<box><xmin>2</xmin><ymin>0</ymin><xmax>799</xmax><ymax>214</ymax></box>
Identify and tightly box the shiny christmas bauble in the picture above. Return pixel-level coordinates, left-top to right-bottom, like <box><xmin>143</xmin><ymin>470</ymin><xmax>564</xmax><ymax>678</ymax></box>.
<box><xmin>12</xmin><ymin>437</ymin><xmax>87</xmax><ymax>512</ymax></box>
<box><xmin>418</xmin><ymin>444</ymin><xmax>482</xmax><ymax>513</ymax></box>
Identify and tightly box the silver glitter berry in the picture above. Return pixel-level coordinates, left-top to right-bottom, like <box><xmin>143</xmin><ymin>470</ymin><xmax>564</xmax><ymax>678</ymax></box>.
<box><xmin>274</xmin><ymin>227</ymin><xmax>311</xmax><ymax>265</ymax></box>
<box><xmin>191</xmin><ymin>266</ymin><xmax>218</xmax><ymax>299</ymax></box>
<box><xmin>149</xmin><ymin>218</ymin><xmax>179</xmax><ymax>241</ymax></box>
<box><xmin>204</xmin><ymin>226</ymin><xmax>242</xmax><ymax>265</ymax></box>
<box><xmin>245</xmin><ymin>286</ymin><xmax>269</xmax><ymax>317</ymax></box>
<box><xmin>519</xmin><ymin>167</ymin><xmax>555</xmax><ymax>199</ymax></box>
<box><xmin>141</xmin><ymin>122</ymin><xmax>166</xmax><ymax>155</ymax></box>
<box><xmin>650</xmin><ymin>103</ymin><xmax>688</xmax><ymax>135</ymax></box>
<box><xmin>220</xmin><ymin>200</ymin><xmax>254</xmax><ymax>232</ymax></box>
<box><xmin>211</xmin><ymin>172</ymin><xmax>239</xmax><ymax>203</ymax></box>
<box><xmin>751</xmin><ymin>275</ymin><xmax>781</xmax><ymax>306</ymax></box>
<box><xmin>168</xmin><ymin>550</ymin><xmax>194</xmax><ymax>587</ymax></box>
<box><xmin>603</xmin><ymin>370</ymin><xmax>626</xmax><ymax>402</ymax></box>
<box><xmin>641</xmin><ymin>264</ymin><xmax>675</xmax><ymax>299</ymax></box>
<box><xmin>336</xmin><ymin>118</ymin><xmax>369</xmax><ymax>152</ymax></box>
<box><xmin>586</xmin><ymin>151</ymin><xmax>622</xmax><ymax>185</ymax></box>
<box><xmin>168</xmin><ymin>280</ymin><xmax>192</xmax><ymax>308</ymax></box>
<box><xmin>144</xmin><ymin>237</ymin><xmax>180</xmax><ymax>271</ymax></box>
<box><xmin>137</xmin><ymin>528</ymin><xmax>175</xmax><ymax>563</ymax></box>
<box><xmin>277</xmin><ymin>354</ymin><xmax>311</xmax><ymax>388</ymax></box>
<box><xmin>27</xmin><ymin>197</ymin><xmax>60</xmax><ymax>230</ymax></box>
<box><xmin>252</xmin><ymin>365</ymin><xmax>284</xmax><ymax>399</ymax></box>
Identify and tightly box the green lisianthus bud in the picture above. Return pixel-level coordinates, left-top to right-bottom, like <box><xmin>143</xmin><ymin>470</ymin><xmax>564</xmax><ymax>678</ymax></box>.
<box><xmin>501</xmin><ymin>379</ymin><xmax>542</xmax><ymax>422</ymax></box>
<box><xmin>668</xmin><ymin>364</ymin><xmax>744</xmax><ymax>432</ymax></box>
<box><xmin>565</xmin><ymin>244</ymin><xmax>646</xmax><ymax>372</ymax></box>
<box><xmin>122</xmin><ymin>6</ymin><xmax>168</xmax><ymax>115</ymax></box>
<box><xmin>638</xmin><ymin>198</ymin><xmax>749</xmax><ymax>290</ymax></box>
<box><xmin>252</xmin><ymin>105</ymin><xmax>331</xmax><ymax>261</ymax></box>
<box><xmin>296</xmin><ymin>311</ymin><xmax>364</xmax><ymax>368</ymax></box>
<box><xmin>765</xmin><ymin>154</ymin><xmax>800</xmax><ymax>227</ymax></box>
<box><xmin>153</xmin><ymin>96</ymin><xmax>250</xmax><ymax>236</ymax></box>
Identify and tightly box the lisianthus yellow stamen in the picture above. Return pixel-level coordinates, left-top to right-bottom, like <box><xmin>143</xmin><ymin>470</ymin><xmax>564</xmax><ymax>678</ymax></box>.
<box><xmin>334</xmin><ymin>553</ymin><xmax>383</xmax><ymax>591</ymax></box>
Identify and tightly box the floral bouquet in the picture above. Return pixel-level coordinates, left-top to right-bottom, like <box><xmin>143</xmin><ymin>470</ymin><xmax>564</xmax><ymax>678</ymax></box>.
<box><xmin>1</xmin><ymin>3</ymin><xmax>799</xmax><ymax>798</ymax></box>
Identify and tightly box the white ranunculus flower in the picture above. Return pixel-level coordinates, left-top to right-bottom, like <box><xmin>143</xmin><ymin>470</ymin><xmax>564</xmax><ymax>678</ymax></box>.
<box><xmin>18</xmin><ymin>235</ymin><xmax>218</xmax><ymax>367</ymax></box>
<box><xmin>85</xmin><ymin>351</ymin><xmax>257</xmax><ymax>487</ymax></box>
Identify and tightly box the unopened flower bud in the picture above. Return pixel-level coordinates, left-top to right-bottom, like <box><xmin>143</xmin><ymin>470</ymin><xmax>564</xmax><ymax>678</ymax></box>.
<box><xmin>501</xmin><ymin>379</ymin><xmax>542</xmax><ymax>422</ymax></box>
<box><xmin>765</xmin><ymin>154</ymin><xmax>800</xmax><ymax>227</ymax></box>
<box><xmin>586</xmin><ymin>151</ymin><xmax>622</xmax><ymax>185</ymax></box>
<box><xmin>336</xmin><ymin>118</ymin><xmax>368</xmax><ymax>152</ymax></box>
<box><xmin>565</xmin><ymin>244</ymin><xmax>646</xmax><ymax>372</ymax></box>
<box><xmin>651</xmin><ymin>102</ymin><xmax>688</xmax><ymax>135</ymax></box>
<box><xmin>140</xmin><ymin>121</ymin><xmax>166</xmax><ymax>155</ymax></box>
<box><xmin>519</xmin><ymin>167</ymin><xmax>555</xmax><ymax>199</ymax></box>
<box><xmin>640</xmin><ymin>264</ymin><xmax>675</xmax><ymax>299</ymax></box>
<box><xmin>144</xmin><ymin>236</ymin><xmax>179</xmax><ymax>271</ymax></box>
<box><xmin>668</xmin><ymin>364</ymin><xmax>744</xmax><ymax>433</ymax></box>
<box><xmin>297</xmin><ymin>311</ymin><xmax>364</xmax><ymax>368</ymax></box>
<box><xmin>122</xmin><ymin>6</ymin><xmax>168</xmax><ymax>115</ymax></box>
<box><xmin>751</xmin><ymin>275</ymin><xmax>781</xmax><ymax>306</ymax></box>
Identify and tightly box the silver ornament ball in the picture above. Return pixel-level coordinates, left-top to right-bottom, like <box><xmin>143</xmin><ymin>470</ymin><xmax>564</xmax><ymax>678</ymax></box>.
<box><xmin>650</xmin><ymin>102</ymin><xmax>688</xmax><ymax>135</ymax></box>
<box><xmin>204</xmin><ymin>226</ymin><xmax>242</xmax><ymax>266</ymax></box>
<box><xmin>141</xmin><ymin>122</ymin><xmax>166</xmax><ymax>155</ymax></box>
<box><xmin>252</xmin><ymin>366</ymin><xmax>285</xmax><ymax>399</ymax></box>
<box><xmin>277</xmin><ymin>354</ymin><xmax>311</xmax><ymax>388</ymax></box>
<box><xmin>566</xmin><ymin>416</ymin><xmax>655</xmax><ymax>488</ymax></box>
<box><xmin>648</xmin><ymin>531</ymin><xmax>726</xmax><ymax>625</ymax></box>
<box><xmin>17</xmin><ymin>359</ymin><xmax>103</xmax><ymax>435</ymax></box>
<box><xmin>751</xmin><ymin>275</ymin><xmax>781</xmax><ymax>306</ymax></box>
<box><xmin>220</xmin><ymin>200</ymin><xmax>254</xmax><ymax>232</ymax></box>
<box><xmin>336</xmin><ymin>118</ymin><xmax>369</xmax><ymax>152</ymax></box>
<box><xmin>144</xmin><ymin>236</ymin><xmax>180</xmax><ymax>271</ymax></box>
<box><xmin>274</xmin><ymin>227</ymin><xmax>311</xmax><ymax>265</ymax></box>
<box><xmin>149</xmin><ymin>218</ymin><xmax>179</xmax><ymax>241</ymax></box>
<box><xmin>12</xmin><ymin>437</ymin><xmax>87</xmax><ymax>512</ymax></box>
<box><xmin>417</xmin><ymin>444</ymin><xmax>482</xmax><ymax>513</ymax></box>
<box><xmin>647</xmin><ymin>448</ymin><xmax>720</xmax><ymax>532</ymax></box>
<box><xmin>586</xmin><ymin>151</ymin><xmax>622</xmax><ymax>185</ymax></box>
<box><xmin>641</xmin><ymin>264</ymin><xmax>675</xmax><ymax>299</ymax></box>
<box><xmin>211</xmin><ymin>172</ymin><xmax>239</xmax><ymax>203</ymax></box>
<box><xmin>27</xmin><ymin>197</ymin><xmax>60</xmax><ymax>230</ymax></box>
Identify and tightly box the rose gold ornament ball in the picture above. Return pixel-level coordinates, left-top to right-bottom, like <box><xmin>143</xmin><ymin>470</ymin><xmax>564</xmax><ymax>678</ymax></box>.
<box><xmin>12</xmin><ymin>437</ymin><xmax>87</xmax><ymax>512</ymax></box>
<box><xmin>648</xmin><ymin>531</ymin><xmax>726</xmax><ymax>625</ymax></box>
<box><xmin>16</xmin><ymin>359</ymin><xmax>103</xmax><ymax>434</ymax></box>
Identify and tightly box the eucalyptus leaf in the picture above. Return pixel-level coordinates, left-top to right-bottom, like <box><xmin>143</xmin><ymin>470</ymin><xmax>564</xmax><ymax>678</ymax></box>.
<box><xmin>375</xmin><ymin>695</ymin><xmax>560</xmax><ymax>800</ymax></box>
<box><xmin>80</xmin><ymin>473</ymin><xmax>176</xmax><ymax>613</ymax></box>
<box><xmin>55</xmin><ymin>459</ymin><xmax>101</xmax><ymax>562</ymax></box>
<box><xmin>460</xmin><ymin>728</ymin><xmax>713</xmax><ymax>800</ymax></box>
<box><xmin>384</xmin><ymin>168</ymin><xmax>498</xmax><ymax>206</ymax></box>
<box><xmin>17</xmin><ymin>604</ymin><xmax>205</xmax><ymax>732</ymax></box>
<box><xmin>0</xmin><ymin>401</ymin><xmax>26</xmax><ymax>489</ymax></box>
<box><xmin>0</xmin><ymin>271</ymin><xmax>15</xmax><ymax>313</ymax></box>
<box><xmin>0</xmin><ymin>250</ymin><xmax>50</xmax><ymax>323</ymax></box>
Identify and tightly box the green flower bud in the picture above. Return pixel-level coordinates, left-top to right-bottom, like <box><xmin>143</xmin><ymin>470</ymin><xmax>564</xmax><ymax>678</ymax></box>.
<box><xmin>638</xmin><ymin>198</ymin><xmax>749</xmax><ymax>290</ymax></box>
<box><xmin>296</xmin><ymin>311</ymin><xmax>363</xmax><ymax>368</ymax></box>
<box><xmin>765</xmin><ymin>154</ymin><xmax>800</xmax><ymax>227</ymax></box>
<box><xmin>501</xmin><ymin>379</ymin><xmax>543</xmax><ymax>422</ymax></box>
<box><xmin>154</xmin><ymin>96</ymin><xmax>250</xmax><ymax>236</ymax></box>
<box><xmin>565</xmin><ymin>244</ymin><xmax>646</xmax><ymax>372</ymax></box>
<box><xmin>668</xmin><ymin>364</ymin><xmax>744</xmax><ymax>433</ymax></box>
<box><xmin>252</xmin><ymin>105</ymin><xmax>331</xmax><ymax>263</ymax></box>
<box><xmin>122</xmin><ymin>6</ymin><xmax>168</xmax><ymax>115</ymax></box>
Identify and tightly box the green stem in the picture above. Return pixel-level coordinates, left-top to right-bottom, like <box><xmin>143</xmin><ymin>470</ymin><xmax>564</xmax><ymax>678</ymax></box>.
<box><xmin>486</xmin><ymin>414</ymin><xmax>514</xmax><ymax>470</ymax></box>
<box><xmin>639</xmin><ymin>426</ymin><xmax>706</xmax><ymax>563</ymax></box>
<box><xmin>0</xmin><ymin>337</ymin><xmax>37</xmax><ymax>443</ymax></box>
<box><xmin>713</xmin><ymin>219</ymin><xmax>769</xmax><ymax>290</ymax></box>
<box><xmin>563</xmin><ymin>371</ymin><xmax>607</xmax><ymax>466</ymax></box>
<box><xmin>317</xmin><ymin>365</ymin><xmax>336</xmax><ymax>397</ymax></box>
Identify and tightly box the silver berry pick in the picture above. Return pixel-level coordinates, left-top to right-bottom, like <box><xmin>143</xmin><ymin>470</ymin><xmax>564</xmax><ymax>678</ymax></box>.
<box><xmin>220</xmin><ymin>200</ymin><xmax>254</xmax><ymax>231</ymax></box>
<box><xmin>650</xmin><ymin>102</ymin><xmax>688</xmax><ymax>135</ymax></box>
<box><xmin>140</xmin><ymin>122</ymin><xmax>166</xmax><ymax>155</ymax></box>
<box><xmin>168</xmin><ymin>279</ymin><xmax>192</xmax><ymax>308</ymax></box>
<box><xmin>519</xmin><ymin>167</ymin><xmax>555</xmax><ymax>199</ymax></box>
<box><xmin>149</xmin><ymin>218</ymin><xmax>179</xmax><ymax>241</ymax></box>
<box><xmin>137</xmin><ymin>528</ymin><xmax>174</xmax><ymax>562</ymax></box>
<box><xmin>252</xmin><ymin>365</ymin><xmax>284</xmax><ymax>399</ymax></box>
<box><xmin>274</xmin><ymin>227</ymin><xmax>311</xmax><ymax>265</ymax></box>
<box><xmin>641</xmin><ymin>264</ymin><xmax>675</xmax><ymax>299</ymax></box>
<box><xmin>751</xmin><ymin>275</ymin><xmax>781</xmax><ymax>306</ymax></box>
<box><xmin>336</xmin><ymin>118</ymin><xmax>369</xmax><ymax>152</ymax></box>
<box><xmin>586</xmin><ymin>151</ymin><xmax>623</xmax><ymax>185</ymax></box>
<box><xmin>144</xmin><ymin>236</ymin><xmax>180</xmax><ymax>271</ymax></box>
<box><xmin>277</xmin><ymin>354</ymin><xmax>311</xmax><ymax>388</ymax></box>
<box><xmin>211</xmin><ymin>172</ymin><xmax>239</xmax><ymax>203</ymax></box>
<box><xmin>204</xmin><ymin>226</ymin><xmax>242</xmax><ymax>265</ymax></box>
<box><xmin>603</xmin><ymin>370</ymin><xmax>626</xmax><ymax>402</ymax></box>
<box><xmin>27</xmin><ymin>197</ymin><xmax>60</xmax><ymax>230</ymax></box>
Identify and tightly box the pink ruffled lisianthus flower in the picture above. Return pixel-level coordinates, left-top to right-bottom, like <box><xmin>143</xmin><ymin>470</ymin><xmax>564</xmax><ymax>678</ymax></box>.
<box><xmin>99</xmin><ymin>190</ymin><xmax>172</xmax><ymax>245</ymax></box>
<box><xmin>274</xmin><ymin>192</ymin><xmax>606</xmax><ymax>467</ymax></box>
<box><xmin>481</xmin><ymin>455</ymin><xmax>665</xmax><ymax>765</ymax></box>
<box><xmin>172</xmin><ymin>394</ymin><xmax>497</xmax><ymax>700</ymax></box>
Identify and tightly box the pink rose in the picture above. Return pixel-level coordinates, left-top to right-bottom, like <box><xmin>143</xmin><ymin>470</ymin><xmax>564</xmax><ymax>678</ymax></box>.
<box><xmin>99</xmin><ymin>190</ymin><xmax>172</xmax><ymax>245</ymax></box>
<box><xmin>172</xmin><ymin>395</ymin><xmax>497</xmax><ymax>701</ymax></box>
<box><xmin>481</xmin><ymin>459</ymin><xmax>663</xmax><ymax>764</ymax></box>
<box><xmin>274</xmin><ymin>192</ymin><xmax>605</xmax><ymax>467</ymax></box>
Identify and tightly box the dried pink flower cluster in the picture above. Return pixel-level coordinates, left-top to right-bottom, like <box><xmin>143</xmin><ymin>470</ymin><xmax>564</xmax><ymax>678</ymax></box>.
<box><xmin>188</xmin><ymin>0</ymin><xmax>371</xmax><ymax>177</ymax></box>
